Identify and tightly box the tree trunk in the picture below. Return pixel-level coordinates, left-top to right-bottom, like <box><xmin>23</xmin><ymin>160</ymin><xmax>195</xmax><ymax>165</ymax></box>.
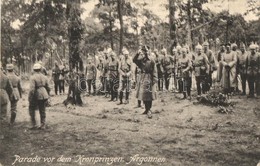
<box><xmin>186</xmin><ymin>0</ymin><xmax>192</xmax><ymax>50</ymax></box>
<box><xmin>169</xmin><ymin>0</ymin><xmax>177</xmax><ymax>53</ymax></box>
<box><xmin>109</xmin><ymin>11</ymin><xmax>114</xmax><ymax>50</ymax></box>
<box><xmin>67</xmin><ymin>0</ymin><xmax>82</xmax><ymax>71</ymax></box>
<box><xmin>117</xmin><ymin>0</ymin><xmax>123</xmax><ymax>54</ymax></box>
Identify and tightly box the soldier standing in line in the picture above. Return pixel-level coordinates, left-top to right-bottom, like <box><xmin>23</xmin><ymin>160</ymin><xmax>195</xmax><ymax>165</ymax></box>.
<box><xmin>161</xmin><ymin>48</ymin><xmax>171</xmax><ymax>91</ymax></box>
<box><xmin>177</xmin><ymin>48</ymin><xmax>192</xmax><ymax>100</ymax></box>
<box><xmin>6</xmin><ymin>64</ymin><xmax>22</xmax><ymax>126</ymax></box>
<box><xmin>103</xmin><ymin>50</ymin><xmax>110</xmax><ymax>97</ymax></box>
<box><xmin>133</xmin><ymin>45</ymin><xmax>157</xmax><ymax>118</ymax></box>
<box><xmin>108</xmin><ymin>51</ymin><xmax>119</xmax><ymax>102</ymax></box>
<box><xmin>85</xmin><ymin>57</ymin><xmax>97</xmax><ymax>96</ymax></box>
<box><xmin>203</xmin><ymin>41</ymin><xmax>217</xmax><ymax>93</ymax></box>
<box><xmin>28</xmin><ymin>63</ymin><xmax>50</xmax><ymax>129</ymax></box>
<box><xmin>237</xmin><ymin>43</ymin><xmax>248</xmax><ymax>95</ymax></box>
<box><xmin>217</xmin><ymin>44</ymin><xmax>226</xmax><ymax>62</ymax></box>
<box><xmin>246</xmin><ymin>44</ymin><xmax>260</xmax><ymax>98</ymax></box>
<box><xmin>193</xmin><ymin>44</ymin><xmax>209</xmax><ymax>97</ymax></box>
<box><xmin>154</xmin><ymin>49</ymin><xmax>164</xmax><ymax>91</ymax></box>
<box><xmin>118</xmin><ymin>49</ymin><xmax>132</xmax><ymax>105</ymax></box>
<box><xmin>52</xmin><ymin>61</ymin><xmax>61</xmax><ymax>95</ymax></box>
<box><xmin>220</xmin><ymin>43</ymin><xmax>238</xmax><ymax>95</ymax></box>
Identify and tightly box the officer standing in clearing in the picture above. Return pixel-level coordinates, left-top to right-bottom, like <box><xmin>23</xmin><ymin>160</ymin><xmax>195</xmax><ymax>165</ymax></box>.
<box><xmin>6</xmin><ymin>64</ymin><xmax>23</xmax><ymax>126</ymax></box>
<box><xmin>28</xmin><ymin>63</ymin><xmax>50</xmax><ymax>129</ymax></box>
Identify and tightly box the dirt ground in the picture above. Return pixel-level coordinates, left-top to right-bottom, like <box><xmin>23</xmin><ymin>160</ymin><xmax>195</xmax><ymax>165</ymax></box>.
<box><xmin>0</xmin><ymin>80</ymin><xmax>260</xmax><ymax>166</ymax></box>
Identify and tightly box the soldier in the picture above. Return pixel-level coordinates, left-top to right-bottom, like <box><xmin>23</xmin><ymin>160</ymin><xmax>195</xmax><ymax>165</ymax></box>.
<box><xmin>169</xmin><ymin>48</ymin><xmax>177</xmax><ymax>91</ymax></box>
<box><xmin>28</xmin><ymin>63</ymin><xmax>50</xmax><ymax>129</ymax></box>
<box><xmin>0</xmin><ymin>67</ymin><xmax>13</xmax><ymax>123</ymax></box>
<box><xmin>246</xmin><ymin>44</ymin><xmax>260</xmax><ymax>98</ymax></box>
<box><xmin>59</xmin><ymin>62</ymin><xmax>68</xmax><ymax>95</ymax></box>
<box><xmin>118</xmin><ymin>49</ymin><xmax>132</xmax><ymax>104</ymax></box>
<box><xmin>52</xmin><ymin>61</ymin><xmax>61</xmax><ymax>95</ymax></box>
<box><xmin>103</xmin><ymin>50</ymin><xmax>110</xmax><ymax>97</ymax></box>
<box><xmin>221</xmin><ymin>43</ymin><xmax>238</xmax><ymax>95</ymax></box>
<box><xmin>154</xmin><ymin>49</ymin><xmax>163</xmax><ymax>91</ymax></box>
<box><xmin>203</xmin><ymin>41</ymin><xmax>217</xmax><ymax>92</ymax></box>
<box><xmin>237</xmin><ymin>43</ymin><xmax>248</xmax><ymax>95</ymax></box>
<box><xmin>193</xmin><ymin>44</ymin><xmax>209</xmax><ymax>96</ymax></box>
<box><xmin>161</xmin><ymin>48</ymin><xmax>171</xmax><ymax>91</ymax></box>
<box><xmin>85</xmin><ymin>57</ymin><xmax>97</xmax><ymax>95</ymax></box>
<box><xmin>176</xmin><ymin>45</ymin><xmax>182</xmax><ymax>92</ymax></box>
<box><xmin>217</xmin><ymin>44</ymin><xmax>226</xmax><ymax>62</ymax></box>
<box><xmin>6</xmin><ymin>64</ymin><xmax>22</xmax><ymax>126</ymax></box>
<box><xmin>177</xmin><ymin>48</ymin><xmax>192</xmax><ymax>99</ymax></box>
<box><xmin>108</xmin><ymin>51</ymin><xmax>119</xmax><ymax>101</ymax></box>
<box><xmin>133</xmin><ymin>45</ymin><xmax>157</xmax><ymax>118</ymax></box>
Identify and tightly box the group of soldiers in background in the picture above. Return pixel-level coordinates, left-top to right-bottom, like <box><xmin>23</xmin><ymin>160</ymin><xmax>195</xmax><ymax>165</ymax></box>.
<box><xmin>0</xmin><ymin>40</ymin><xmax>260</xmax><ymax>129</ymax></box>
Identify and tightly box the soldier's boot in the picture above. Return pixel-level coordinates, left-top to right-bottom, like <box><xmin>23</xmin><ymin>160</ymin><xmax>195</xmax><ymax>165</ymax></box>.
<box><xmin>182</xmin><ymin>92</ymin><xmax>187</xmax><ymax>99</ymax></box>
<box><xmin>10</xmin><ymin>112</ymin><xmax>16</xmax><ymax>126</ymax></box>
<box><xmin>30</xmin><ymin>119</ymin><xmax>37</xmax><ymax>130</ymax></box>
<box><xmin>118</xmin><ymin>91</ymin><xmax>123</xmax><ymax>105</ymax></box>
<box><xmin>125</xmin><ymin>92</ymin><xmax>130</xmax><ymax>104</ymax></box>
<box><xmin>39</xmin><ymin>119</ymin><xmax>46</xmax><ymax>130</ymax></box>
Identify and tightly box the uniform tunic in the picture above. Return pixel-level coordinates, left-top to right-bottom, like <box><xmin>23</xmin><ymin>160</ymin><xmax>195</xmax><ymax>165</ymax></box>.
<box><xmin>0</xmin><ymin>71</ymin><xmax>13</xmax><ymax>120</ymax></box>
<box><xmin>133</xmin><ymin>54</ymin><xmax>157</xmax><ymax>101</ymax></box>
<box><xmin>221</xmin><ymin>51</ymin><xmax>238</xmax><ymax>90</ymax></box>
<box><xmin>7</xmin><ymin>72</ymin><xmax>22</xmax><ymax>101</ymax></box>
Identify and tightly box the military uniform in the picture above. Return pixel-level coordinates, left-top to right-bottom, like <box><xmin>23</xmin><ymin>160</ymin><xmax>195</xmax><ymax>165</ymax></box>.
<box><xmin>52</xmin><ymin>63</ymin><xmax>61</xmax><ymax>95</ymax></box>
<box><xmin>29</xmin><ymin>63</ymin><xmax>50</xmax><ymax>129</ymax></box>
<box><xmin>118</xmin><ymin>50</ymin><xmax>132</xmax><ymax>104</ymax></box>
<box><xmin>193</xmin><ymin>45</ymin><xmax>209</xmax><ymax>96</ymax></box>
<box><xmin>177</xmin><ymin>50</ymin><xmax>192</xmax><ymax>99</ymax></box>
<box><xmin>221</xmin><ymin>45</ymin><xmax>238</xmax><ymax>94</ymax></box>
<box><xmin>154</xmin><ymin>51</ymin><xmax>164</xmax><ymax>91</ymax></box>
<box><xmin>161</xmin><ymin>49</ymin><xmax>172</xmax><ymax>91</ymax></box>
<box><xmin>85</xmin><ymin>59</ymin><xmax>97</xmax><ymax>95</ymax></box>
<box><xmin>203</xmin><ymin>42</ymin><xmax>217</xmax><ymax>92</ymax></box>
<box><xmin>237</xmin><ymin>45</ymin><xmax>248</xmax><ymax>95</ymax></box>
<box><xmin>6</xmin><ymin>64</ymin><xmax>22</xmax><ymax>125</ymax></box>
<box><xmin>0</xmin><ymin>70</ymin><xmax>13</xmax><ymax>122</ymax></box>
<box><xmin>133</xmin><ymin>46</ymin><xmax>157</xmax><ymax>115</ymax></box>
<box><xmin>246</xmin><ymin>44</ymin><xmax>260</xmax><ymax>97</ymax></box>
<box><xmin>108</xmin><ymin>53</ymin><xmax>119</xmax><ymax>101</ymax></box>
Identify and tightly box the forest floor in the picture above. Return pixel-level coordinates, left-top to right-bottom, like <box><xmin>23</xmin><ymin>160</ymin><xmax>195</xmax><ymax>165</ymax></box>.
<box><xmin>0</xmin><ymin>80</ymin><xmax>260</xmax><ymax>166</ymax></box>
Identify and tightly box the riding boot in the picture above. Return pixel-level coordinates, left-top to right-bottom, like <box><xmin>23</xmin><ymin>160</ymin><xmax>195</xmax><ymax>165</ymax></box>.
<box><xmin>10</xmin><ymin>112</ymin><xmax>16</xmax><ymax>125</ymax></box>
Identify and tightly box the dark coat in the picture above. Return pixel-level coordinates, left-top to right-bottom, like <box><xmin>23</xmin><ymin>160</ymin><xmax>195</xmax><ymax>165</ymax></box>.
<box><xmin>133</xmin><ymin>53</ymin><xmax>157</xmax><ymax>101</ymax></box>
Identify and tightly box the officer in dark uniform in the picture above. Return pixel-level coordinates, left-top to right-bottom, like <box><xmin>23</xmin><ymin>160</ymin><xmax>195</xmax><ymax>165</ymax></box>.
<box><xmin>108</xmin><ymin>51</ymin><xmax>119</xmax><ymax>101</ymax></box>
<box><xmin>29</xmin><ymin>63</ymin><xmax>50</xmax><ymax>129</ymax></box>
<box><xmin>6</xmin><ymin>64</ymin><xmax>22</xmax><ymax>126</ymax></box>
<box><xmin>246</xmin><ymin>44</ymin><xmax>260</xmax><ymax>98</ymax></box>
<box><xmin>118</xmin><ymin>49</ymin><xmax>132</xmax><ymax>104</ymax></box>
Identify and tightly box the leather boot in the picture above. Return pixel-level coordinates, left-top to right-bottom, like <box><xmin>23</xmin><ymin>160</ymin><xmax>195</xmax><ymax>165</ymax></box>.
<box><xmin>10</xmin><ymin>112</ymin><xmax>16</xmax><ymax>125</ymax></box>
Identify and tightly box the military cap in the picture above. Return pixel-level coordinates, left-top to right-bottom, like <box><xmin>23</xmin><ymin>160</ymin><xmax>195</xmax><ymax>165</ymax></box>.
<box><xmin>231</xmin><ymin>43</ymin><xmax>237</xmax><ymax>48</ymax></box>
<box><xmin>202</xmin><ymin>41</ymin><xmax>209</xmax><ymax>47</ymax></box>
<box><xmin>33</xmin><ymin>63</ymin><xmax>42</xmax><ymax>70</ymax></box>
<box><xmin>123</xmin><ymin>49</ymin><xmax>129</xmax><ymax>55</ymax></box>
<box><xmin>176</xmin><ymin>45</ymin><xmax>182</xmax><ymax>50</ymax></box>
<box><xmin>196</xmin><ymin>44</ymin><xmax>202</xmax><ymax>50</ymax></box>
<box><xmin>249</xmin><ymin>44</ymin><xmax>256</xmax><ymax>50</ymax></box>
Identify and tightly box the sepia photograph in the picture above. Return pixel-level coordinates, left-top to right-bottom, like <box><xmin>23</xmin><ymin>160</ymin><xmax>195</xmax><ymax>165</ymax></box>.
<box><xmin>0</xmin><ymin>0</ymin><xmax>260</xmax><ymax>165</ymax></box>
